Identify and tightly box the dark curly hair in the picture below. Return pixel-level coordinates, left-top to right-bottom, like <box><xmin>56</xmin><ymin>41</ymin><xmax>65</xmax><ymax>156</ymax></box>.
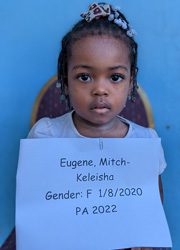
<box><xmin>57</xmin><ymin>4</ymin><xmax>138</xmax><ymax>107</ymax></box>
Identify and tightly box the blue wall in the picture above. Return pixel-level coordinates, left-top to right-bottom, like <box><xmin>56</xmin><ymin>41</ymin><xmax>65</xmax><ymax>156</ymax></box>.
<box><xmin>0</xmin><ymin>0</ymin><xmax>179</xmax><ymax>248</ymax></box>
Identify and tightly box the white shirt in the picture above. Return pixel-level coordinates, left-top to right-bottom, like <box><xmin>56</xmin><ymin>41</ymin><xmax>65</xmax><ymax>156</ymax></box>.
<box><xmin>28</xmin><ymin>111</ymin><xmax>166</xmax><ymax>174</ymax></box>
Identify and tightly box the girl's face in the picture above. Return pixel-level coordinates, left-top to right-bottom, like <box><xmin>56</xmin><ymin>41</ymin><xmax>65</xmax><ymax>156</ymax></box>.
<box><xmin>67</xmin><ymin>36</ymin><xmax>133</xmax><ymax>136</ymax></box>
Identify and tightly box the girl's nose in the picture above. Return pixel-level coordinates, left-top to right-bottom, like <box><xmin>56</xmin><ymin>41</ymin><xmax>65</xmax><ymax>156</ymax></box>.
<box><xmin>91</xmin><ymin>80</ymin><xmax>109</xmax><ymax>96</ymax></box>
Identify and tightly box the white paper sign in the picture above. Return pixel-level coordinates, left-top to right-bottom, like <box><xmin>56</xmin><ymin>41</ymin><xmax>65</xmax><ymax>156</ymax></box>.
<box><xmin>16</xmin><ymin>138</ymin><xmax>172</xmax><ymax>250</ymax></box>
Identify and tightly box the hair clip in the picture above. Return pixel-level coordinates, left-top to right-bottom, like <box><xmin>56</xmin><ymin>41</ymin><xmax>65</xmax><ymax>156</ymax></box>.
<box><xmin>111</xmin><ymin>5</ymin><xmax>121</xmax><ymax>12</ymax></box>
<box><xmin>108</xmin><ymin>14</ymin><xmax>114</xmax><ymax>21</ymax></box>
<box><xmin>127</xmin><ymin>29</ymin><xmax>136</xmax><ymax>37</ymax></box>
<box><xmin>81</xmin><ymin>2</ymin><xmax>136</xmax><ymax>38</ymax></box>
<box><xmin>81</xmin><ymin>3</ymin><xmax>111</xmax><ymax>22</ymax></box>
<box><xmin>56</xmin><ymin>81</ymin><xmax>61</xmax><ymax>88</ymax></box>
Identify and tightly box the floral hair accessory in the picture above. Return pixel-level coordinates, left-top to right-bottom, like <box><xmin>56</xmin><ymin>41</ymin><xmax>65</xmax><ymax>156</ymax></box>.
<box><xmin>81</xmin><ymin>2</ymin><xmax>136</xmax><ymax>38</ymax></box>
<box><xmin>81</xmin><ymin>3</ymin><xmax>111</xmax><ymax>22</ymax></box>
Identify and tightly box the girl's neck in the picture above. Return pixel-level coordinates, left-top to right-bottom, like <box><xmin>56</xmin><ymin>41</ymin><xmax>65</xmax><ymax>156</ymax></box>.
<box><xmin>72</xmin><ymin>112</ymin><xmax>129</xmax><ymax>138</ymax></box>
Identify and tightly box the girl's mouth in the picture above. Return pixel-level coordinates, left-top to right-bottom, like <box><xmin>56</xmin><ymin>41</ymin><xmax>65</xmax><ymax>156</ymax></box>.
<box><xmin>90</xmin><ymin>102</ymin><xmax>111</xmax><ymax>114</ymax></box>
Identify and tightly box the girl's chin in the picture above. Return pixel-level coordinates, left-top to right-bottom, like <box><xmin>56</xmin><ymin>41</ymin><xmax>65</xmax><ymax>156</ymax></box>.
<box><xmin>73</xmin><ymin>111</ymin><xmax>118</xmax><ymax>126</ymax></box>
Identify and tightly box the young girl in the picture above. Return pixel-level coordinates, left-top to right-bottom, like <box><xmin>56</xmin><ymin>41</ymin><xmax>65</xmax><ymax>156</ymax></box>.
<box><xmin>28</xmin><ymin>2</ymin><xmax>166</xmax><ymax>249</ymax></box>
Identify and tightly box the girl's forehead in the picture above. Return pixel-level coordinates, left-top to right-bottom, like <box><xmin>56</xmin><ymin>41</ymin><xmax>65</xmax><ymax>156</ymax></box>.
<box><xmin>71</xmin><ymin>35</ymin><xmax>128</xmax><ymax>51</ymax></box>
<box><xmin>69</xmin><ymin>36</ymin><xmax>130</xmax><ymax>62</ymax></box>
<box><xmin>68</xmin><ymin>36</ymin><xmax>131</xmax><ymax>70</ymax></box>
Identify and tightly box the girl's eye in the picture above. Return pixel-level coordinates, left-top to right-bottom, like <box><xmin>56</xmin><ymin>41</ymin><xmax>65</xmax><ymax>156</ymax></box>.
<box><xmin>110</xmin><ymin>74</ymin><xmax>124</xmax><ymax>83</ymax></box>
<box><xmin>77</xmin><ymin>73</ymin><xmax>91</xmax><ymax>83</ymax></box>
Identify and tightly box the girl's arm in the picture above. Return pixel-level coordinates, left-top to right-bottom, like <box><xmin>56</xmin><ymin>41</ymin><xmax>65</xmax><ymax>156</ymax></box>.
<box><xmin>159</xmin><ymin>175</ymin><xmax>164</xmax><ymax>203</ymax></box>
